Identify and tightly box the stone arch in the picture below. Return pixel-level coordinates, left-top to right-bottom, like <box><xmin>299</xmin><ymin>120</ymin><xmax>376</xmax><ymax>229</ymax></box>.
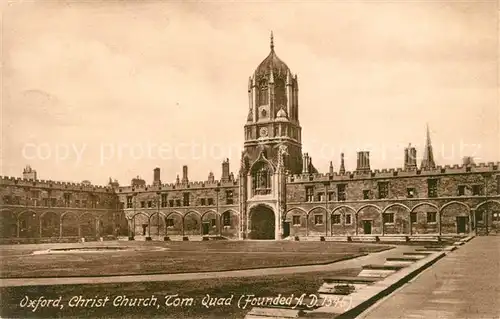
<box><xmin>220</xmin><ymin>209</ymin><xmax>239</xmax><ymax>238</ymax></box>
<box><xmin>17</xmin><ymin>210</ymin><xmax>38</xmax><ymax>238</ymax></box>
<box><xmin>357</xmin><ymin>205</ymin><xmax>382</xmax><ymax>235</ymax></box>
<box><xmin>147</xmin><ymin>212</ymin><xmax>166</xmax><ymax>237</ymax></box>
<box><xmin>249</xmin><ymin>204</ymin><xmax>275</xmax><ymax>239</ymax></box>
<box><xmin>474</xmin><ymin>200</ymin><xmax>500</xmax><ymax>235</ymax></box>
<box><xmin>0</xmin><ymin>209</ymin><xmax>17</xmax><ymax>238</ymax></box>
<box><xmin>284</xmin><ymin>208</ymin><xmax>307</xmax><ymax>237</ymax></box>
<box><xmin>79</xmin><ymin>212</ymin><xmax>97</xmax><ymax>237</ymax></box>
<box><xmin>307</xmin><ymin>206</ymin><xmax>328</xmax><ymax>236</ymax></box>
<box><xmin>61</xmin><ymin>211</ymin><xmax>79</xmax><ymax>237</ymax></box>
<box><xmin>183</xmin><ymin>210</ymin><xmax>202</xmax><ymax>235</ymax></box>
<box><xmin>331</xmin><ymin>206</ymin><xmax>356</xmax><ymax>236</ymax></box>
<box><xmin>40</xmin><ymin>211</ymin><xmax>60</xmax><ymax>237</ymax></box>
<box><xmin>201</xmin><ymin>210</ymin><xmax>220</xmax><ymax>236</ymax></box>
<box><xmin>410</xmin><ymin>203</ymin><xmax>439</xmax><ymax>235</ymax></box>
<box><xmin>165</xmin><ymin>211</ymin><xmax>183</xmax><ymax>236</ymax></box>
<box><xmin>440</xmin><ymin>202</ymin><xmax>470</xmax><ymax>234</ymax></box>
<box><xmin>383</xmin><ymin>203</ymin><xmax>411</xmax><ymax>213</ymax></box>
<box><xmin>410</xmin><ymin>202</ymin><xmax>439</xmax><ymax>213</ymax></box>
<box><xmin>98</xmin><ymin>212</ymin><xmax>114</xmax><ymax>236</ymax></box>
<box><xmin>383</xmin><ymin>204</ymin><xmax>410</xmax><ymax>235</ymax></box>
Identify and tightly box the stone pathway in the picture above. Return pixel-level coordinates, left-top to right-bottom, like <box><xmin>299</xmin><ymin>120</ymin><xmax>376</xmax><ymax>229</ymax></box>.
<box><xmin>0</xmin><ymin>246</ymin><xmax>414</xmax><ymax>287</ymax></box>
<box><xmin>357</xmin><ymin>236</ymin><xmax>500</xmax><ymax>319</ymax></box>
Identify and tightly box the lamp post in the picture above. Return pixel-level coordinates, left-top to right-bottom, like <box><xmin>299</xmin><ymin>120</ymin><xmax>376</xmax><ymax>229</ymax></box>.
<box><xmin>156</xmin><ymin>192</ymin><xmax>161</xmax><ymax>239</ymax></box>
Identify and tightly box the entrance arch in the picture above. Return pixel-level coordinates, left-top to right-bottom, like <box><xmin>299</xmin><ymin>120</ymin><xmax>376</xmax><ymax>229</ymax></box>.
<box><xmin>250</xmin><ymin>205</ymin><xmax>275</xmax><ymax>240</ymax></box>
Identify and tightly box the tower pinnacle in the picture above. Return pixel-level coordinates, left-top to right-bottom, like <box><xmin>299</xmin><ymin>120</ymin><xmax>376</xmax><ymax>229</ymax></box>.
<box><xmin>421</xmin><ymin>123</ymin><xmax>436</xmax><ymax>169</ymax></box>
<box><xmin>270</xmin><ymin>31</ymin><xmax>274</xmax><ymax>51</ymax></box>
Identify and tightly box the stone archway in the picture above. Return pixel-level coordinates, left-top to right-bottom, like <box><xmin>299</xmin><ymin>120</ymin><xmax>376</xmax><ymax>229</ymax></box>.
<box><xmin>250</xmin><ymin>205</ymin><xmax>275</xmax><ymax>240</ymax></box>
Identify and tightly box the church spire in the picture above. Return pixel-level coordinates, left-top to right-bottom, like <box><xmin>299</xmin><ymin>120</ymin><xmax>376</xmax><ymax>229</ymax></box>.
<box><xmin>270</xmin><ymin>31</ymin><xmax>274</xmax><ymax>51</ymax></box>
<box><xmin>421</xmin><ymin>124</ymin><xmax>436</xmax><ymax>169</ymax></box>
<box><xmin>339</xmin><ymin>153</ymin><xmax>346</xmax><ymax>174</ymax></box>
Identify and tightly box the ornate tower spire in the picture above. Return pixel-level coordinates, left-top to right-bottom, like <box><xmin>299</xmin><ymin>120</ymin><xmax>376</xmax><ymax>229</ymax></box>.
<box><xmin>421</xmin><ymin>124</ymin><xmax>436</xmax><ymax>169</ymax></box>
<box><xmin>270</xmin><ymin>31</ymin><xmax>274</xmax><ymax>51</ymax></box>
<box><xmin>339</xmin><ymin>153</ymin><xmax>346</xmax><ymax>174</ymax></box>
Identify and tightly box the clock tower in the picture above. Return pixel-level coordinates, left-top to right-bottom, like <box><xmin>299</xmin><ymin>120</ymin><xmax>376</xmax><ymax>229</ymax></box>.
<box><xmin>241</xmin><ymin>32</ymin><xmax>303</xmax><ymax>175</ymax></box>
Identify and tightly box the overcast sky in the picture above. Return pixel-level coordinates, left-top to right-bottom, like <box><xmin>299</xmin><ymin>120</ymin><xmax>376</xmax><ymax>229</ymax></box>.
<box><xmin>1</xmin><ymin>0</ymin><xmax>499</xmax><ymax>185</ymax></box>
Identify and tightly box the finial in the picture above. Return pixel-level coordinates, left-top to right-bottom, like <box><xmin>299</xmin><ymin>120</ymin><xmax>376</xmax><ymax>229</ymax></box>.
<box><xmin>270</xmin><ymin>31</ymin><xmax>274</xmax><ymax>51</ymax></box>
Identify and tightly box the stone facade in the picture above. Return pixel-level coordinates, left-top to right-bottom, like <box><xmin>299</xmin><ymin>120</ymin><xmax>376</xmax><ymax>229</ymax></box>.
<box><xmin>1</xmin><ymin>34</ymin><xmax>499</xmax><ymax>242</ymax></box>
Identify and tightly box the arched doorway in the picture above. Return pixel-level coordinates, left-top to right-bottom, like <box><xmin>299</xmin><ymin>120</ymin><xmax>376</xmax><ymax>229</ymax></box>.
<box><xmin>250</xmin><ymin>205</ymin><xmax>275</xmax><ymax>240</ymax></box>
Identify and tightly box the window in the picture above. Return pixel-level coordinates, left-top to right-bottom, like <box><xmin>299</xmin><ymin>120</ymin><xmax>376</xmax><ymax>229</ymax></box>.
<box><xmin>472</xmin><ymin>185</ymin><xmax>482</xmax><ymax>196</ymax></box>
<box><xmin>75</xmin><ymin>199</ymin><xmax>80</xmax><ymax>207</ymax></box>
<box><xmin>292</xmin><ymin>216</ymin><xmax>301</xmax><ymax>226</ymax></box>
<box><xmin>328</xmin><ymin>192</ymin><xmax>334</xmax><ymax>201</ymax></box>
<box><xmin>82</xmin><ymin>199</ymin><xmax>87</xmax><ymax>208</ymax></box>
<box><xmin>493</xmin><ymin>212</ymin><xmax>500</xmax><ymax>222</ymax></box>
<box><xmin>31</xmin><ymin>190</ymin><xmax>40</xmax><ymax>198</ymax></box>
<box><xmin>50</xmin><ymin>198</ymin><xmax>56</xmax><ymax>207</ymax></box>
<box><xmin>383</xmin><ymin>213</ymin><xmax>394</xmax><ymax>224</ymax></box>
<box><xmin>169</xmin><ymin>200</ymin><xmax>174</xmax><ymax>207</ymax></box>
<box><xmin>183</xmin><ymin>193</ymin><xmax>190</xmax><ymax>206</ymax></box>
<box><xmin>337</xmin><ymin>184</ymin><xmax>346</xmax><ymax>201</ymax></box>
<box><xmin>426</xmin><ymin>211</ymin><xmax>437</xmax><ymax>223</ymax></box>
<box><xmin>201</xmin><ymin>198</ymin><xmax>206</xmax><ymax>206</ymax></box>
<box><xmin>120</xmin><ymin>202</ymin><xmax>124</xmax><ymax>210</ymax></box>
<box><xmin>148</xmin><ymin>201</ymin><xmax>152</xmax><ymax>208</ymax></box>
<box><xmin>166</xmin><ymin>218</ymin><xmax>174</xmax><ymax>227</ymax></box>
<box><xmin>407</xmin><ymin>188</ymin><xmax>415</xmax><ymax>198</ymax></box>
<box><xmin>345</xmin><ymin>214</ymin><xmax>352</xmax><ymax>225</ymax></box>
<box><xmin>306</xmin><ymin>187</ymin><xmax>314</xmax><ymax>202</ymax></box>
<box><xmin>410</xmin><ymin>212</ymin><xmax>417</xmax><ymax>224</ymax></box>
<box><xmin>427</xmin><ymin>179</ymin><xmax>438</xmax><ymax>198</ymax></box>
<box><xmin>127</xmin><ymin>196</ymin><xmax>133</xmax><ymax>208</ymax></box>
<box><xmin>223</xmin><ymin>211</ymin><xmax>231</xmax><ymax>226</ymax></box>
<box><xmin>378</xmin><ymin>182</ymin><xmax>389</xmax><ymax>199</ymax></box>
<box><xmin>226</xmin><ymin>190</ymin><xmax>234</xmax><ymax>205</ymax></box>
<box><xmin>332</xmin><ymin>214</ymin><xmax>341</xmax><ymax>224</ymax></box>
<box><xmin>363</xmin><ymin>190</ymin><xmax>370</xmax><ymax>200</ymax></box>
<box><xmin>211</xmin><ymin>219</ymin><xmax>216</xmax><ymax>227</ymax></box>
<box><xmin>317</xmin><ymin>192</ymin><xmax>324</xmax><ymax>202</ymax></box>
<box><xmin>141</xmin><ymin>201</ymin><xmax>145</xmax><ymax>208</ymax></box>
<box><xmin>458</xmin><ymin>185</ymin><xmax>465</xmax><ymax>196</ymax></box>
<box><xmin>161</xmin><ymin>194</ymin><xmax>168</xmax><ymax>207</ymax></box>
<box><xmin>42</xmin><ymin>198</ymin><xmax>49</xmax><ymax>207</ymax></box>
<box><xmin>208</xmin><ymin>198</ymin><xmax>214</xmax><ymax>205</ymax></box>
<box><xmin>314</xmin><ymin>215</ymin><xmax>323</xmax><ymax>225</ymax></box>
<box><xmin>64</xmin><ymin>193</ymin><xmax>71</xmax><ymax>207</ymax></box>
<box><xmin>175</xmin><ymin>199</ymin><xmax>181</xmax><ymax>207</ymax></box>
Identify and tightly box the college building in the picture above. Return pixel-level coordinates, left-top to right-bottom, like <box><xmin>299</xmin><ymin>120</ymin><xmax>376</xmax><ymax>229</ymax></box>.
<box><xmin>1</xmin><ymin>34</ymin><xmax>499</xmax><ymax>243</ymax></box>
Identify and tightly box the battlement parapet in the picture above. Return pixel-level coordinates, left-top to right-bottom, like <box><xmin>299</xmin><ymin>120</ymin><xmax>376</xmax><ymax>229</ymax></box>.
<box><xmin>286</xmin><ymin>161</ymin><xmax>500</xmax><ymax>183</ymax></box>
<box><xmin>0</xmin><ymin>176</ymin><xmax>114</xmax><ymax>192</ymax></box>
<box><xmin>117</xmin><ymin>178</ymin><xmax>239</xmax><ymax>193</ymax></box>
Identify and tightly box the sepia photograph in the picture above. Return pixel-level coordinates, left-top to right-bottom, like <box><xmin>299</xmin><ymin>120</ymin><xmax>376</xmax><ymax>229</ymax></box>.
<box><xmin>0</xmin><ymin>0</ymin><xmax>499</xmax><ymax>318</ymax></box>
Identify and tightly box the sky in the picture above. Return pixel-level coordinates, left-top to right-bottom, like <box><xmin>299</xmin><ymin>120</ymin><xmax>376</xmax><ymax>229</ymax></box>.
<box><xmin>1</xmin><ymin>0</ymin><xmax>499</xmax><ymax>186</ymax></box>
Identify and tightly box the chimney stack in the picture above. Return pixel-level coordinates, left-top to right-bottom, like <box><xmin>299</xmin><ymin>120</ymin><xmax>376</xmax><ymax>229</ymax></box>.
<box><xmin>356</xmin><ymin>151</ymin><xmax>370</xmax><ymax>172</ymax></box>
<box><xmin>302</xmin><ymin>153</ymin><xmax>310</xmax><ymax>174</ymax></box>
<box><xmin>182</xmin><ymin>165</ymin><xmax>188</xmax><ymax>183</ymax></box>
<box><xmin>339</xmin><ymin>153</ymin><xmax>345</xmax><ymax>174</ymax></box>
<box><xmin>329</xmin><ymin>161</ymin><xmax>334</xmax><ymax>175</ymax></box>
<box><xmin>208</xmin><ymin>171</ymin><xmax>215</xmax><ymax>182</ymax></box>
<box><xmin>153</xmin><ymin>167</ymin><xmax>161</xmax><ymax>185</ymax></box>
<box><xmin>404</xmin><ymin>144</ymin><xmax>417</xmax><ymax>170</ymax></box>
<box><xmin>222</xmin><ymin>158</ymin><xmax>230</xmax><ymax>181</ymax></box>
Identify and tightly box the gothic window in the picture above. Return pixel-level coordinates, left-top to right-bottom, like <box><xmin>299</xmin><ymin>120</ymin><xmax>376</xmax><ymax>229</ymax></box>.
<box><xmin>223</xmin><ymin>211</ymin><xmax>231</xmax><ymax>226</ymax></box>
<box><xmin>292</xmin><ymin>216</ymin><xmax>301</xmax><ymax>226</ymax></box>
<box><xmin>275</xmin><ymin>79</ymin><xmax>286</xmax><ymax>107</ymax></box>
<box><xmin>427</xmin><ymin>179</ymin><xmax>438</xmax><ymax>198</ymax></box>
<box><xmin>258</xmin><ymin>80</ymin><xmax>268</xmax><ymax>106</ymax></box>
<box><xmin>426</xmin><ymin>211</ymin><xmax>437</xmax><ymax>223</ymax></box>
<box><xmin>127</xmin><ymin>196</ymin><xmax>133</xmax><ymax>208</ymax></box>
<box><xmin>332</xmin><ymin>215</ymin><xmax>341</xmax><ymax>224</ymax></box>
<box><xmin>161</xmin><ymin>194</ymin><xmax>168</xmax><ymax>207</ymax></box>
<box><xmin>378</xmin><ymin>182</ymin><xmax>389</xmax><ymax>199</ymax></box>
<box><xmin>251</xmin><ymin>161</ymin><xmax>272</xmax><ymax>195</ymax></box>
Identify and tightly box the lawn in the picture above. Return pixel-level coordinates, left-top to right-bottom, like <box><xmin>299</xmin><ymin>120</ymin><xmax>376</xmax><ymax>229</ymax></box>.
<box><xmin>0</xmin><ymin>267</ymin><xmax>361</xmax><ymax>319</ymax></box>
<box><xmin>0</xmin><ymin>241</ymin><xmax>391</xmax><ymax>278</ymax></box>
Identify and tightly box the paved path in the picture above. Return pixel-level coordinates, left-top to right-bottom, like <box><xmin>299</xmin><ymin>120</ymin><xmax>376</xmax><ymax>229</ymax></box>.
<box><xmin>0</xmin><ymin>246</ymin><xmax>413</xmax><ymax>287</ymax></box>
<box><xmin>358</xmin><ymin>236</ymin><xmax>500</xmax><ymax>319</ymax></box>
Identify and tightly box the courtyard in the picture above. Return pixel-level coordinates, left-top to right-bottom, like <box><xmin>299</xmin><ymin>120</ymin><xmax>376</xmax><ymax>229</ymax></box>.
<box><xmin>0</xmin><ymin>240</ymin><xmax>391</xmax><ymax>278</ymax></box>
